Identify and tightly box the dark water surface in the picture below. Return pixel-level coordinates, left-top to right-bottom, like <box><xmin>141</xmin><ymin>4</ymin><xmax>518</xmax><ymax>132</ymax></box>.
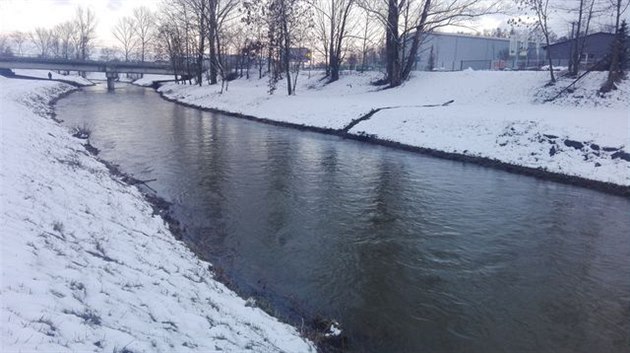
<box><xmin>57</xmin><ymin>83</ymin><xmax>630</xmax><ymax>353</ymax></box>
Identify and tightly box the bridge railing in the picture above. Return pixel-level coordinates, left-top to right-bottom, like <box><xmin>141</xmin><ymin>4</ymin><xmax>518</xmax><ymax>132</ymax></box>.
<box><xmin>0</xmin><ymin>55</ymin><xmax>172</xmax><ymax>70</ymax></box>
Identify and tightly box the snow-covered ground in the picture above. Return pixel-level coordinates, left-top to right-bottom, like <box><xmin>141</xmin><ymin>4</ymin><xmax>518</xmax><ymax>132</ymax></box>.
<box><xmin>134</xmin><ymin>74</ymin><xmax>174</xmax><ymax>86</ymax></box>
<box><xmin>13</xmin><ymin>69</ymin><xmax>94</xmax><ymax>86</ymax></box>
<box><xmin>0</xmin><ymin>77</ymin><xmax>314</xmax><ymax>352</ymax></box>
<box><xmin>150</xmin><ymin>70</ymin><xmax>630</xmax><ymax>187</ymax></box>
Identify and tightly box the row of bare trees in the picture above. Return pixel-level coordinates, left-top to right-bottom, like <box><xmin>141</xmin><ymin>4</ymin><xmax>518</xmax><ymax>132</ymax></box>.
<box><xmin>512</xmin><ymin>0</ymin><xmax>629</xmax><ymax>87</ymax></box>
<box><xmin>11</xmin><ymin>7</ymin><xmax>98</xmax><ymax>60</ymax></box>
<box><xmin>112</xmin><ymin>7</ymin><xmax>156</xmax><ymax>62</ymax></box>
<box><xmin>0</xmin><ymin>6</ymin><xmax>153</xmax><ymax>63</ymax></box>
<box><xmin>153</xmin><ymin>0</ymin><xmax>505</xmax><ymax>94</ymax></box>
<box><xmin>155</xmin><ymin>0</ymin><xmax>240</xmax><ymax>90</ymax></box>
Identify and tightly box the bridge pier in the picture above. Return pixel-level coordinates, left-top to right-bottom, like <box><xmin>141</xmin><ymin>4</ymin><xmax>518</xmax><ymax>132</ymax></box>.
<box><xmin>106</xmin><ymin>71</ymin><xmax>119</xmax><ymax>91</ymax></box>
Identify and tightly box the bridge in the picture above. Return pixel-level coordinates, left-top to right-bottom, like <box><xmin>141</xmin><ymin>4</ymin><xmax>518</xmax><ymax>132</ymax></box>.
<box><xmin>0</xmin><ymin>56</ymin><xmax>176</xmax><ymax>90</ymax></box>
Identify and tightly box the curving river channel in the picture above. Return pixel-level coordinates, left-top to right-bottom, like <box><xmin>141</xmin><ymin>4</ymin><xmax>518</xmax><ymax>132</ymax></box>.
<box><xmin>57</xmin><ymin>83</ymin><xmax>630</xmax><ymax>353</ymax></box>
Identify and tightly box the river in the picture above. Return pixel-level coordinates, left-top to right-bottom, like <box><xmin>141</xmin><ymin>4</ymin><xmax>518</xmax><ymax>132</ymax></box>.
<box><xmin>56</xmin><ymin>83</ymin><xmax>630</xmax><ymax>353</ymax></box>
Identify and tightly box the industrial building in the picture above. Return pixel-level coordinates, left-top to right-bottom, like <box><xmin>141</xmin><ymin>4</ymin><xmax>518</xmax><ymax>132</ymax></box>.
<box><xmin>412</xmin><ymin>32</ymin><xmax>545</xmax><ymax>71</ymax></box>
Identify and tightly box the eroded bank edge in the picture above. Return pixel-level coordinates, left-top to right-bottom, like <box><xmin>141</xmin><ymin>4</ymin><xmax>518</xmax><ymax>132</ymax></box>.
<box><xmin>150</xmin><ymin>83</ymin><xmax>630</xmax><ymax>198</ymax></box>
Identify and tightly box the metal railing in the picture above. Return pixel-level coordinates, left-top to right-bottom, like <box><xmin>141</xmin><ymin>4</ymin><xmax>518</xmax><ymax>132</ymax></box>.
<box><xmin>458</xmin><ymin>59</ymin><xmax>572</xmax><ymax>71</ymax></box>
<box><xmin>0</xmin><ymin>55</ymin><xmax>172</xmax><ymax>70</ymax></box>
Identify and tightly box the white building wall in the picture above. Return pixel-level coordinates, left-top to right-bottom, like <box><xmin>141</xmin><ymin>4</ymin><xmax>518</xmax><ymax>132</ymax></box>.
<box><xmin>415</xmin><ymin>33</ymin><xmax>510</xmax><ymax>71</ymax></box>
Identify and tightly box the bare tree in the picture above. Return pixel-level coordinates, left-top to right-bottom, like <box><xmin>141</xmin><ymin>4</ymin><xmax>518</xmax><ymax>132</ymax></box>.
<box><xmin>224</xmin><ymin>22</ymin><xmax>248</xmax><ymax>78</ymax></box>
<box><xmin>313</xmin><ymin>3</ymin><xmax>332</xmax><ymax>71</ymax></box>
<box><xmin>75</xmin><ymin>6</ymin><xmax>97</xmax><ymax>60</ymax></box>
<box><xmin>563</xmin><ymin>0</ymin><xmax>604</xmax><ymax>76</ymax></box>
<box><xmin>0</xmin><ymin>34</ymin><xmax>13</xmax><ymax>56</ymax></box>
<box><xmin>157</xmin><ymin>0</ymin><xmax>197</xmax><ymax>83</ymax></box>
<box><xmin>360</xmin><ymin>0</ymin><xmax>502</xmax><ymax>87</ymax></box>
<box><xmin>180</xmin><ymin>1</ymin><xmax>196</xmax><ymax>84</ymax></box>
<box><xmin>578</xmin><ymin>0</ymin><xmax>601</xmax><ymax>66</ymax></box>
<box><xmin>313</xmin><ymin>0</ymin><xmax>357</xmax><ymax>82</ymax></box>
<box><xmin>9</xmin><ymin>31</ymin><xmax>27</xmax><ymax>56</ymax></box>
<box><xmin>30</xmin><ymin>27</ymin><xmax>53</xmax><ymax>57</ymax></box>
<box><xmin>132</xmin><ymin>6</ymin><xmax>156</xmax><ymax>62</ymax></box>
<box><xmin>180</xmin><ymin>0</ymin><xmax>207</xmax><ymax>86</ymax></box>
<box><xmin>512</xmin><ymin>0</ymin><xmax>557</xmax><ymax>82</ymax></box>
<box><xmin>157</xmin><ymin>20</ymin><xmax>185</xmax><ymax>81</ymax></box>
<box><xmin>243</xmin><ymin>0</ymin><xmax>274</xmax><ymax>79</ymax></box>
<box><xmin>208</xmin><ymin>0</ymin><xmax>220</xmax><ymax>84</ymax></box>
<box><xmin>113</xmin><ymin>17</ymin><xmax>139</xmax><ymax>61</ymax></box>
<box><xmin>358</xmin><ymin>8</ymin><xmax>383</xmax><ymax>71</ymax></box>
<box><xmin>206</xmin><ymin>0</ymin><xmax>241</xmax><ymax>86</ymax></box>
<box><xmin>53</xmin><ymin>22</ymin><xmax>78</xmax><ymax>59</ymax></box>
<box><xmin>267</xmin><ymin>0</ymin><xmax>313</xmax><ymax>95</ymax></box>
<box><xmin>569</xmin><ymin>0</ymin><xmax>586</xmax><ymax>76</ymax></box>
<box><xmin>163</xmin><ymin>0</ymin><xmax>209</xmax><ymax>85</ymax></box>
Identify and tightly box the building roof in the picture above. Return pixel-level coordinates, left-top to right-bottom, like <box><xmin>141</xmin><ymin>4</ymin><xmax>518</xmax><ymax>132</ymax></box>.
<box><xmin>426</xmin><ymin>31</ymin><xmax>510</xmax><ymax>42</ymax></box>
<box><xmin>545</xmin><ymin>32</ymin><xmax>615</xmax><ymax>49</ymax></box>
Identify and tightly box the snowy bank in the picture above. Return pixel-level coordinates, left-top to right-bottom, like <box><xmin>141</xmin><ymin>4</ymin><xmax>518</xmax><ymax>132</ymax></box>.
<box><xmin>150</xmin><ymin>70</ymin><xmax>629</xmax><ymax>190</ymax></box>
<box><xmin>134</xmin><ymin>74</ymin><xmax>174</xmax><ymax>87</ymax></box>
<box><xmin>12</xmin><ymin>69</ymin><xmax>94</xmax><ymax>86</ymax></box>
<box><xmin>0</xmin><ymin>77</ymin><xmax>314</xmax><ymax>353</ymax></box>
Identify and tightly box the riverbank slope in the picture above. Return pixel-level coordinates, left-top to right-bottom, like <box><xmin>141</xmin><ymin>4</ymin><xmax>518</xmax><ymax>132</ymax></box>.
<box><xmin>0</xmin><ymin>77</ymin><xmax>314</xmax><ymax>352</ymax></box>
<box><xmin>143</xmin><ymin>70</ymin><xmax>629</xmax><ymax>190</ymax></box>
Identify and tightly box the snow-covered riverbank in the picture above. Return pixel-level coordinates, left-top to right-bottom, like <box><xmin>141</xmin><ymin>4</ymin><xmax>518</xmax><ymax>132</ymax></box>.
<box><xmin>12</xmin><ymin>69</ymin><xmax>95</xmax><ymax>86</ymax></box>
<box><xmin>144</xmin><ymin>70</ymin><xmax>629</xmax><ymax>189</ymax></box>
<box><xmin>0</xmin><ymin>77</ymin><xmax>314</xmax><ymax>352</ymax></box>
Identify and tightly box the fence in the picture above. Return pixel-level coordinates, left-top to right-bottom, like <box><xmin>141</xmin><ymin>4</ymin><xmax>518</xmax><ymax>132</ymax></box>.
<box><xmin>457</xmin><ymin>58</ymin><xmax>571</xmax><ymax>71</ymax></box>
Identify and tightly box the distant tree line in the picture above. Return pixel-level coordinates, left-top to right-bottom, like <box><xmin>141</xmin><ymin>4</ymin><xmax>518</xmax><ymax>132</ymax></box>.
<box><xmin>0</xmin><ymin>7</ymin><xmax>97</xmax><ymax>61</ymax></box>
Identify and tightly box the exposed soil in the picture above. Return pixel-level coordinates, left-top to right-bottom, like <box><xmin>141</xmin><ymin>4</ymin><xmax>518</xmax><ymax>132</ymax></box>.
<box><xmin>154</xmin><ymin>85</ymin><xmax>630</xmax><ymax>198</ymax></box>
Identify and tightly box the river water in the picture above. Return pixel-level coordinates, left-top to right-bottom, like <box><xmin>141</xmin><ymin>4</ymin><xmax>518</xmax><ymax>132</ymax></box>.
<box><xmin>57</xmin><ymin>83</ymin><xmax>630</xmax><ymax>353</ymax></box>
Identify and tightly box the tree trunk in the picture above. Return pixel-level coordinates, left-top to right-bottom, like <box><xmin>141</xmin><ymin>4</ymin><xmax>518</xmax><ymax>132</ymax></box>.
<box><xmin>544</xmin><ymin>32</ymin><xmax>556</xmax><ymax>83</ymax></box>
<box><xmin>197</xmin><ymin>2</ymin><xmax>205</xmax><ymax>86</ymax></box>
<box><xmin>209</xmin><ymin>1</ymin><xmax>218</xmax><ymax>85</ymax></box>
<box><xmin>361</xmin><ymin>14</ymin><xmax>369</xmax><ymax>72</ymax></box>
<box><xmin>209</xmin><ymin>31</ymin><xmax>217</xmax><ymax>84</ymax></box>
<box><xmin>578</xmin><ymin>0</ymin><xmax>596</xmax><ymax>69</ymax></box>
<box><xmin>279</xmin><ymin>0</ymin><xmax>293</xmax><ymax>95</ymax></box>
<box><xmin>328</xmin><ymin>3</ymin><xmax>336</xmax><ymax>78</ymax></box>
<box><xmin>329</xmin><ymin>0</ymin><xmax>353</xmax><ymax>83</ymax></box>
<box><xmin>330</xmin><ymin>11</ymin><xmax>339</xmax><ymax>84</ymax></box>
<box><xmin>283</xmin><ymin>25</ymin><xmax>292</xmax><ymax>95</ymax></box>
<box><xmin>571</xmin><ymin>0</ymin><xmax>584</xmax><ymax>76</ymax></box>
<box><xmin>386</xmin><ymin>0</ymin><xmax>401</xmax><ymax>87</ymax></box>
<box><xmin>535</xmin><ymin>0</ymin><xmax>555</xmax><ymax>83</ymax></box>
<box><xmin>602</xmin><ymin>3</ymin><xmax>623</xmax><ymax>92</ymax></box>
<box><xmin>401</xmin><ymin>0</ymin><xmax>431</xmax><ymax>81</ymax></box>
<box><xmin>329</xmin><ymin>47</ymin><xmax>337</xmax><ymax>81</ymax></box>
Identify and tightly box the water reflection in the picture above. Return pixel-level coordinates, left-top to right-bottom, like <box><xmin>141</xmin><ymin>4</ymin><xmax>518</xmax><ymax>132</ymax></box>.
<box><xmin>56</xmin><ymin>83</ymin><xmax>630</xmax><ymax>353</ymax></box>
